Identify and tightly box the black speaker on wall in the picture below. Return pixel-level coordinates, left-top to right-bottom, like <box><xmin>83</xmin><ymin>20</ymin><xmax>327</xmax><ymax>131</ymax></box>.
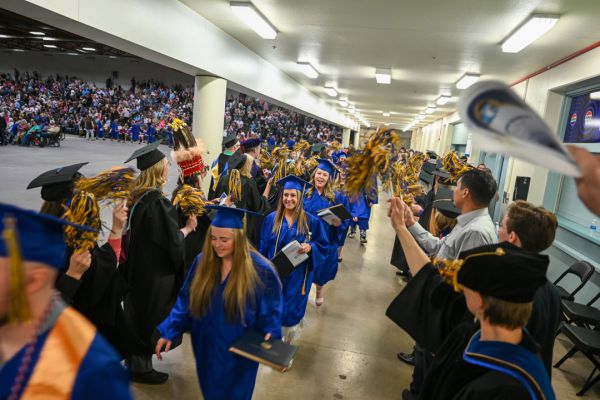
<box><xmin>112</xmin><ymin>70</ymin><xmax>119</xmax><ymax>79</ymax></box>
<box><xmin>513</xmin><ymin>176</ymin><xmax>531</xmax><ymax>201</ymax></box>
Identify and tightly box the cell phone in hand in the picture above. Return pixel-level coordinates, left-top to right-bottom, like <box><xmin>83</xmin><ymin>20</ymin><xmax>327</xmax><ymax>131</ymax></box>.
<box><xmin>218</xmin><ymin>192</ymin><xmax>228</xmax><ymax>205</ymax></box>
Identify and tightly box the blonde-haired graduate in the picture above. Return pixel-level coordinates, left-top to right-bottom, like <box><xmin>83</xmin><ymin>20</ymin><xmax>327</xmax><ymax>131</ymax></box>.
<box><xmin>121</xmin><ymin>142</ymin><xmax>198</xmax><ymax>385</ymax></box>
<box><xmin>156</xmin><ymin>205</ymin><xmax>283</xmax><ymax>400</ymax></box>
<box><xmin>303</xmin><ymin>159</ymin><xmax>349</xmax><ymax>306</ymax></box>
<box><xmin>259</xmin><ymin>176</ymin><xmax>328</xmax><ymax>343</ymax></box>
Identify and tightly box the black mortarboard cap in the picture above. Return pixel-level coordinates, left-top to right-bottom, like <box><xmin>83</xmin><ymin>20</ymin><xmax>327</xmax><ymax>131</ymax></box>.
<box><xmin>124</xmin><ymin>142</ymin><xmax>166</xmax><ymax>170</ymax></box>
<box><xmin>27</xmin><ymin>162</ymin><xmax>88</xmax><ymax>201</ymax></box>
<box><xmin>433</xmin><ymin>187</ymin><xmax>460</xmax><ymax>218</ymax></box>
<box><xmin>227</xmin><ymin>149</ymin><xmax>246</xmax><ymax>170</ymax></box>
<box><xmin>456</xmin><ymin>242</ymin><xmax>549</xmax><ymax>303</ymax></box>
<box><xmin>223</xmin><ymin>133</ymin><xmax>238</xmax><ymax>149</ymax></box>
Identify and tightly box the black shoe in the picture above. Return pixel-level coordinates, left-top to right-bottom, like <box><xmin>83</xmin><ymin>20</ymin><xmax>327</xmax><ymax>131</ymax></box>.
<box><xmin>131</xmin><ymin>369</ymin><xmax>169</xmax><ymax>385</ymax></box>
<box><xmin>338</xmin><ymin>258</ymin><xmax>343</xmax><ymax>262</ymax></box>
<box><xmin>402</xmin><ymin>389</ymin><xmax>417</xmax><ymax>400</ymax></box>
<box><xmin>397</xmin><ymin>351</ymin><xmax>416</xmax><ymax>366</ymax></box>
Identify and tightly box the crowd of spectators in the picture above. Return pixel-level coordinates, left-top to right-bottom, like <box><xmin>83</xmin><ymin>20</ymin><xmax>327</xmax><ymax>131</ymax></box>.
<box><xmin>223</xmin><ymin>92</ymin><xmax>342</xmax><ymax>145</ymax></box>
<box><xmin>0</xmin><ymin>70</ymin><xmax>341</xmax><ymax>147</ymax></box>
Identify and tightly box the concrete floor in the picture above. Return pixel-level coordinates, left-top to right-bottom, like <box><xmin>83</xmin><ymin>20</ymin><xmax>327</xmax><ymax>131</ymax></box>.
<box><xmin>1</xmin><ymin>136</ymin><xmax>599</xmax><ymax>399</ymax></box>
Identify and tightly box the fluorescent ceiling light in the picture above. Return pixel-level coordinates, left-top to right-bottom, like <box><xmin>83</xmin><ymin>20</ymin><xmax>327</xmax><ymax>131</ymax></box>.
<box><xmin>324</xmin><ymin>86</ymin><xmax>338</xmax><ymax>97</ymax></box>
<box><xmin>42</xmin><ymin>37</ymin><xmax>56</xmax><ymax>41</ymax></box>
<box><xmin>297</xmin><ymin>61</ymin><xmax>319</xmax><ymax>79</ymax></box>
<box><xmin>415</xmin><ymin>115</ymin><xmax>425</xmax><ymax>121</ymax></box>
<box><xmin>375</xmin><ymin>68</ymin><xmax>391</xmax><ymax>84</ymax></box>
<box><xmin>0</xmin><ymin>34</ymin><xmax>10</xmax><ymax>39</ymax></box>
<box><xmin>382</xmin><ymin>112</ymin><xmax>390</xmax><ymax>117</ymax></box>
<box><xmin>76</xmin><ymin>49</ymin><xmax>86</xmax><ymax>53</ymax></box>
<box><xmin>589</xmin><ymin>92</ymin><xmax>600</xmax><ymax>100</ymax></box>
<box><xmin>348</xmin><ymin>109</ymin><xmax>356</xmax><ymax>115</ymax></box>
<box><xmin>43</xmin><ymin>44</ymin><xmax>57</xmax><ymax>48</ymax></box>
<box><xmin>30</xmin><ymin>31</ymin><xmax>45</xmax><ymax>35</ymax></box>
<box><xmin>339</xmin><ymin>99</ymin><xmax>348</xmax><ymax>107</ymax></box>
<box><xmin>455</xmin><ymin>72</ymin><xmax>480</xmax><ymax>89</ymax></box>
<box><xmin>230</xmin><ymin>1</ymin><xmax>277</xmax><ymax>40</ymax></box>
<box><xmin>109</xmin><ymin>55</ymin><xmax>118</xmax><ymax>59</ymax></box>
<box><xmin>384</xmin><ymin>123</ymin><xmax>390</xmax><ymax>126</ymax></box>
<box><xmin>13</xmin><ymin>49</ymin><xmax>24</xmax><ymax>52</ymax></box>
<box><xmin>66</xmin><ymin>52</ymin><xmax>78</xmax><ymax>56</ymax></box>
<box><xmin>425</xmin><ymin>106</ymin><xmax>436</xmax><ymax>114</ymax></box>
<box><xmin>436</xmin><ymin>95</ymin><xmax>451</xmax><ymax>105</ymax></box>
<box><xmin>501</xmin><ymin>14</ymin><xmax>559</xmax><ymax>53</ymax></box>
<box><xmin>82</xmin><ymin>47</ymin><xmax>96</xmax><ymax>51</ymax></box>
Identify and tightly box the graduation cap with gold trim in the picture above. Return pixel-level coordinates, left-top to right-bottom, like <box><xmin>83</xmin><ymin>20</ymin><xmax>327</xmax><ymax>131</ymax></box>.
<box><xmin>0</xmin><ymin>203</ymin><xmax>96</xmax><ymax>322</ymax></box>
<box><xmin>436</xmin><ymin>242</ymin><xmax>549</xmax><ymax>303</ymax></box>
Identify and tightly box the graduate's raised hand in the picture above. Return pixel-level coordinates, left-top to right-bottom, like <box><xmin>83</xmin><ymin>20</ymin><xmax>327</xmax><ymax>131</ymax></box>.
<box><xmin>67</xmin><ymin>250</ymin><xmax>92</xmax><ymax>280</ymax></box>
<box><xmin>388</xmin><ymin>197</ymin><xmax>406</xmax><ymax>232</ymax></box>
<box><xmin>155</xmin><ymin>337</ymin><xmax>172</xmax><ymax>360</ymax></box>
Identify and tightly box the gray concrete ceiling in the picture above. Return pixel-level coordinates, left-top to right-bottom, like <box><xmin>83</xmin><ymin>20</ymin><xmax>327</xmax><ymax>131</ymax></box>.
<box><xmin>181</xmin><ymin>0</ymin><xmax>600</xmax><ymax>129</ymax></box>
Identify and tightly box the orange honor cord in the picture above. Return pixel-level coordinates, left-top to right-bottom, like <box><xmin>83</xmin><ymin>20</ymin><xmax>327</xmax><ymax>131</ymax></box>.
<box><xmin>21</xmin><ymin>307</ymin><xmax>96</xmax><ymax>400</ymax></box>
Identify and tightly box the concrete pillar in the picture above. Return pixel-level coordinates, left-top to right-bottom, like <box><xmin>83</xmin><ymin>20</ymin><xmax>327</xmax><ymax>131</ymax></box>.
<box><xmin>353</xmin><ymin>128</ymin><xmax>360</xmax><ymax>148</ymax></box>
<box><xmin>342</xmin><ymin>128</ymin><xmax>351</xmax><ymax>147</ymax></box>
<box><xmin>192</xmin><ymin>75</ymin><xmax>227</xmax><ymax>194</ymax></box>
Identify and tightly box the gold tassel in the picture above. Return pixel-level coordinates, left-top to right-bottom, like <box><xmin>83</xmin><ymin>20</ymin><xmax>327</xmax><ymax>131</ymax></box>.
<box><xmin>62</xmin><ymin>192</ymin><xmax>100</xmax><ymax>251</ymax></box>
<box><xmin>3</xmin><ymin>216</ymin><xmax>31</xmax><ymax>323</ymax></box>
<box><xmin>174</xmin><ymin>185</ymin><xmax>207</xmax><ymax>216</ymax></box>
<box><xmin>435</xmin><ymin>247</ymin><xmax>506</xmax><ymax>293</ymax></box>
<box><xmin>228</xmin><ymin>169</ymin><xmax>242</xmax><ymax>204</ymax></box>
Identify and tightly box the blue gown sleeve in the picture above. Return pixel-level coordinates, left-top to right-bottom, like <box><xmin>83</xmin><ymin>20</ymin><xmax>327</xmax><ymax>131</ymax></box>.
<box><xmin>157</xmin><ymin>256</ymin><xmax>200</xmax><ymax>340</ymax></box>
<box><xmin>72</xmin><ymin>335</ymin><xmax>133</xmax><ymax>400</ymax></box>
<box><xmin>253</xmin><ymin>255</ymin><xmax>283</xmax><ymax>339</ymax></box>
<box><xmin>307</xmin><ymin>214</ymin><xmax>329</xmax><ymax>272</ymax></box>
<box><xmin>336</xmin><ymin>191</ymin><xmax>351</xmax><ymax>232</ymax></box>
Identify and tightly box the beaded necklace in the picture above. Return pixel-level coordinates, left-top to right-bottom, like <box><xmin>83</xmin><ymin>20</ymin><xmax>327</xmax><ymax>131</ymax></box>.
<box><xmin>8</xmin><ymin>291</ymin><xmax>60</xmax><ymax>400</ymax></box>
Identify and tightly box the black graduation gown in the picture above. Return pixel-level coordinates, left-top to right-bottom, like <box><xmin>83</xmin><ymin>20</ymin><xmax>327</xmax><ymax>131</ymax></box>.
<box><xmin>55</xmin><ymin>243</ymin><xmax>144</xmax><ymax>357</ymax></box>
<box><xmin>208</xmin><ymin>153</ymin><xmax>232</xmax><ymax>200</ymax></box>
<box><xmin>389</xmin><ymin>189</ymin><xmax>435</xmax><ymax>271</ymax></box>
<box><xmin>176</xmin><ymin>207</ymin><xmax>211</xmax><ymax>275</ymax></box>
<box><xmin>121</xmin><ymin>190</ymin><xmax>186</xmax><ymax>354</ymax></box>
<box><xmin>386</xmin><ymin>264</ymin><xmax>546</xmax><ymax>400</ymax></box>
<box><xmin>527</xmin><ymin>280</ymin><xmax>562</xmax><ymax>376</ymax></box>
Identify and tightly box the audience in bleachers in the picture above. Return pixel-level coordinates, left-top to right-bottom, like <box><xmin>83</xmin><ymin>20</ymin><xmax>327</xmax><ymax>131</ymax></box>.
<box><xmin>0</xmin><ymin>70</ymin><xmax>341</xmax><ymax>147</ymax></box>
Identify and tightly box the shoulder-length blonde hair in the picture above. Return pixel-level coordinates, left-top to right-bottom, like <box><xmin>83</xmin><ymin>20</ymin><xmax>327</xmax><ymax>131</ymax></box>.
<box><xmin>241</xmin><ymin>154</ymin><xmax>254</xmax><ymax>179</ymax></box>
<box><xmin>130</xmin><ymin>159</ymin><xmax>167</xmax><ymax>205</ymax></box>
<box><xmin>189</xmin><ymin>226</ymin><xmax>260</xmax><ymax>323</ymax></box>
<box><xmin>305</xmin><ymin>168</ymin><xmax>335</xmax><ymax>202</ymax></box>
<box><xmin>272</xmin><ymin>189</ymin><xmax>309</xmax><ymax>236</ymax></box>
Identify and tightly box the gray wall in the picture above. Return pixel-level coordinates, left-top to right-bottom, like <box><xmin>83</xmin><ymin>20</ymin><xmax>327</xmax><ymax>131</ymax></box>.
<box><xmin>0</xmin><ymin>50</ymin><xmax>194</xmax><ymax>88</ymax></box>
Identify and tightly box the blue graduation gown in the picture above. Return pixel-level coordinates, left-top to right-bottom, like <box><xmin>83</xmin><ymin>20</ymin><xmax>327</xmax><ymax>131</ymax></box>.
<box><xmin>146</xmin><ymin>125</ymin><xmax>156</xmax><ymax>143</ymax></box>
<box><xmin>130</xmin><ymin>123</ymin><xmax>140</xmax><ymax>141</ymax></box>
<box><xmin>110</xmin><ymin>120</ymin><xmax>119</xmax><ymax>140</ymax></box>
<box><xmin>303</xmin><ymin>190</ymin><xmax>346</xmax><ymax>285</ymax></box>
<box><xmin>158</xmin><ymin>252</ymin><xmax>283</xmax><ymax>400</ymax></box>
<box><xmin>96</xmin><ymin>120</ymin><xmax>104</xmax><ymax>138</ymax></box>
<box><xmin>258</xmin><ymin>211</ymin><xmax>329</xmax><ymax>326</ymax></box>
<box><xmin>0</xmin><ymin>309</ymin><xmax>131</xmax><ymax>400</ymax></box>
<box><xmin>337</xmin><ymin>192</ymin><xmax>351</xmax><ymax>246</ymax></box>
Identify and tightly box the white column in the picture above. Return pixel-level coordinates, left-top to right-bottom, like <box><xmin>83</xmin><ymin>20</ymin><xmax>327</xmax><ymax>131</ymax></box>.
<box><xmin>192</xmin><ymin>75</ymin><xmax>227</xmax><ymax>194</ymax></box>
<box><xmin>353</xmin><ymin>128</ymin><xmax>360</xmax><ymax>148</ymax></box>
<box><xmin>342</xmin><ymin>128</ymin><xmax>351</xmax><ymax>147</ymax></box>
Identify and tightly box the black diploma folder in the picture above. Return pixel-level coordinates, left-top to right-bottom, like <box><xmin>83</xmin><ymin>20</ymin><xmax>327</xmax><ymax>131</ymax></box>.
<box><xmin>229</xmin><ymin>330</ymin><xmax>298</xmax><ymax>372</ymax></box>
<box><xmin>271</xmin><ymin>251</ymin><xmax>295</xmax><ymax>279</ymax></box>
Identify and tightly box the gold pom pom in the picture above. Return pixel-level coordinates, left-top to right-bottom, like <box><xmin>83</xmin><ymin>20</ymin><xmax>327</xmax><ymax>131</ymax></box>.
<box><xmin>174</xmin><ymin>185</ymin><xmax>207</xmax><ymax>216</ymax></box>
<box><xmin>62</xmin><ymin>191</ymin><xmax>101</xmax><ymax>251</ymax></box>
